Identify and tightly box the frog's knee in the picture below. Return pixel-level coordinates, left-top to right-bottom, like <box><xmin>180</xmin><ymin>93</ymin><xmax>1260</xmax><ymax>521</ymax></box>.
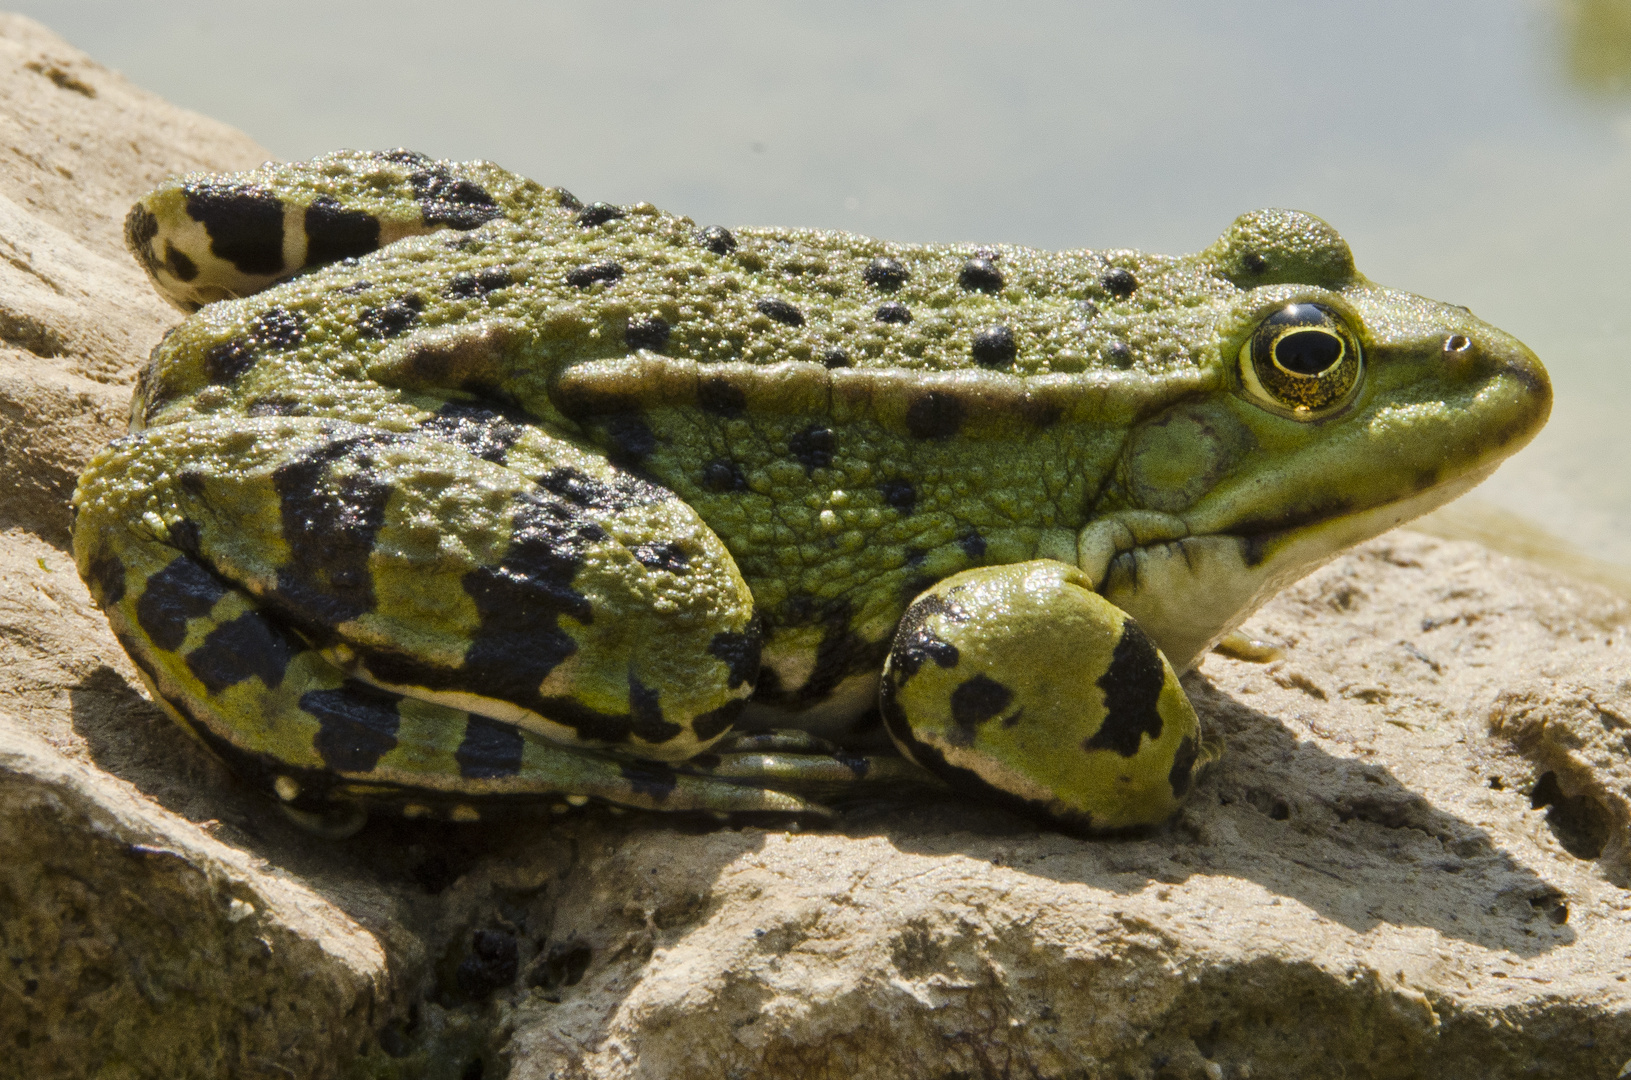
<box><xmin>880</xmin><ymin>560</ymin><xmax>1202</xmax><ymax>832</ymax></box>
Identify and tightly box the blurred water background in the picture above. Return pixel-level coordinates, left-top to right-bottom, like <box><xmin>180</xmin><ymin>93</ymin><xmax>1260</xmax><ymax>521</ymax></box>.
<box><xmin>15</xmin><ymin>0</ymin><xmax>1631</xmax><ymax>585</ymax></box>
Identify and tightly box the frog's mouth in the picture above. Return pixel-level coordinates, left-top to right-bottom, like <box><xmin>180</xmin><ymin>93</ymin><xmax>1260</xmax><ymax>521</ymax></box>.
<box><xmin>1095</xmin><ymin>459</ymin><xmax>1500</xmax><ymax>673</ymax></box>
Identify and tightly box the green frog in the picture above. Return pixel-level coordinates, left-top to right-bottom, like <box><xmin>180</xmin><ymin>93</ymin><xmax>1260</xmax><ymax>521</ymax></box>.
<box><xmin>73</xmin><ymin>150</ymin><xmax>1550</xmax><ymax>834</ymax></box>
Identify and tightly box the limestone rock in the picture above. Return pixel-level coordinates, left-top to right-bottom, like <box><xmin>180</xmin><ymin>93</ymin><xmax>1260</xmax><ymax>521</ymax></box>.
<box><xmin>2</xmin><ymin>12</ymin><xmax>1630</xmax><ymax>1078</ymax></box>
<box><xmin>0</xmin><ymin>13</ymin><xmax>267</xmax><ymax>545</ymax></box>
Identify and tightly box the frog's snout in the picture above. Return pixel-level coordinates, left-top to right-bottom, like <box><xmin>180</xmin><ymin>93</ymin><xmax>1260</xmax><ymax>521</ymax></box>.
<box><xmin>1455</xmin><ymin>325</ymin><xmax>1552</xmax><ymax>441</ymax></box>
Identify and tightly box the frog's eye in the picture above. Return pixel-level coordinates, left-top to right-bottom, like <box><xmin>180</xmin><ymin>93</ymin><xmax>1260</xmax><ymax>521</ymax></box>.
<box><xmin>1237</xmin><ymin>302</ymin><xmax>1362</xmax><ymax>417</ymax></box>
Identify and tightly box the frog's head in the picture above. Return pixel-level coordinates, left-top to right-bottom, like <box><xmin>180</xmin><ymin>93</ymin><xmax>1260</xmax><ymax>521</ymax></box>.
<box><xmin>1091</xmin><ymin>209</ymin><xmax>1551</xmax><ymax>669</ymax></box>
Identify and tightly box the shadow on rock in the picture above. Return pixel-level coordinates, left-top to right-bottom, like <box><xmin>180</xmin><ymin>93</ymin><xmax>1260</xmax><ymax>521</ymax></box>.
<box><xmin>869</xmin><ymin>673</ymin><xmax>1577</xmax><ymax>959</ymax></box>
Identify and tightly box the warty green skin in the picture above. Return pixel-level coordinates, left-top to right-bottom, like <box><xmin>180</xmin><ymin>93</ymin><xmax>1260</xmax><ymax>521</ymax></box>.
<box><xmin>71</xmin><ymin>150</ymin><xmax>1552</xmax><ymax>833</ymax></box>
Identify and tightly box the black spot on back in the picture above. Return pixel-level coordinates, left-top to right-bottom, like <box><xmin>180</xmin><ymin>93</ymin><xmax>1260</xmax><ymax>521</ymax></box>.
<box><xmin>302</xmin><ymin>682</ymin><xmax>402</xmax><ymax>772</ymax></box>
<box><xmin>864</xmin><ymin>257</ymin><xmax>909</xmax><ymax>291</ymax></box>
<box><xmin>698</xmin><ymin>378</ymin><xmax>746</xmax><ymax>417</ymax></box>
<box><xmin>971</xmin><ymin>325</ymin><xmax>1017</xmax><ymax>367</ymax></box>
<box><xmin>625</xmin><ymin>315</ymin><xmax>671</xmax><ymax>352</ymax></box>
<box><xmin>377</xmin><ymin>149</ymin><xmax>432</xmax><ymax>166</ymax></box>
<box><xmin>875</xmin><ymin>301</ymin><xmax>911</xmax><ymax>324</ymax></box>
<box><xmin>905</xmin><ymin>392</ymin><xmax>963</xmax><ymax>440</ymax></box>
<box><xmin>420</xmin><ymin>400</ymin><xmax>528</xmax><ymax>463</ymax></box>
<box><xmin>959</xmin><ymin>531</ymin><xmax>987</xmax><ymax>559</ymax></box>
<box><xmin>1102</xmin><ymin>267</ymin><xmax>1138</xmax><ymax>297</ymax></box>
<box><xmin>410</xmin><ymin>167</ymin><xmax>502</xmax><ymax>230</ymax></box>
<box><xmin>949</xmin><ymin>673</ymin><xmax>1013</xmax><ymax>743</ymax></box>
<box><xmin>577</xmin><ymin>202</ymin><xmax>625</xmax><ymax>227</ymax></box>
<box><xmin>446</xmin><ymin>266</ymin><xmax>513</xmax><ymax>298</ymax></box>
<box><xmin>879</xmin><ymin>479</ymin><xmax>916</xmax><ymax>515</ymax></box>
<box><xmin>203</xmin><ymin>338</ymin><xmax>255</xmax><ymax>385</ymax></box>
<box><xmin>251</xmin><ymin>307</ymin><xmax>306</xmax><ymax>349</ymax></box>
<box><xmin>698</xmin><ymin>225</ymin><xmax>736</xmax><ymax>254</ymax></box>
<box><xmin>1084</xmin><ymin>620</ymin><xmax>1166</xmax><ymax>757</ymax></box>
<box><xmin>304</xmin><ymin>195</ymin><xmax>380</xmax><ymax>266</ymax></box>
<box><xmin>958</xmin><ymin>258</ymin><xmax>1003</xmax><ymax>293</ymax></box>
<box><xmin>566</xmin><ymin>261</ymin><xmax>624</xmax><ymax>288</ymax></box>
<box><xmin>755</xmin><ymin>297</ymin><xmax>804</xmax><ymax>327</ymax></box>
<box><xmin>183</xmin><ymin>182</ymin><xmax>285</xmax><ymax>276</ymax></box>
<box><xmin>135</xmin><ymin>555</ymin><xmax>228</xmax><ymax>652</ymax></box>
<box><xmin>537</xmin><ymin>466</ymin><xmax>669</xmax><ymax>512</ymax></box>
<box><xmin>821</xmin><ymin>347</ymin><xmax>850</xmax><ymax>368</ymax></box>
<box><xmin>455</xmin><ymin>715</ymin><xmax>526</xmax><ymax>779</ymax></box>
<box><xmin>359</xmin><ymin>295</ymin><xmax>423</xmax><ymax>339</ymax></box>
<box><xmin>788</xmin><ymin>425</ymin><xmax>836</xmax><ymax>474</ymax></box>
<box><xmin>186</xmin><ymin>610</ymin><xmax>298</xmax><ymax>694</ymax></box>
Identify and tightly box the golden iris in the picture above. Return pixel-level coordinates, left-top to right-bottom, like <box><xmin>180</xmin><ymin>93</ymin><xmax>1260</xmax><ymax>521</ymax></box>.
<box><xmin>1239</xmin><ymin>303</ymin><xmax>1362</xmax><ymax>415</ymax></box>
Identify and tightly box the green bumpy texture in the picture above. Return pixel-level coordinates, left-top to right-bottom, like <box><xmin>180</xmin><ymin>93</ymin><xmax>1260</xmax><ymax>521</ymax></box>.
<box><xmin>73</xmin><ymin>150</ymin><xmax>1552</xmax><ymax>832</ymax></box>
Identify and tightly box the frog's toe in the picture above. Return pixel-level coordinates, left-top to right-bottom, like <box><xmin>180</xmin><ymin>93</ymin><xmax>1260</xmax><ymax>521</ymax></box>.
<box><xmin>879</xmin><ymin>560</ymin><xmax>1203</xmax><ymax>832</ymax></box>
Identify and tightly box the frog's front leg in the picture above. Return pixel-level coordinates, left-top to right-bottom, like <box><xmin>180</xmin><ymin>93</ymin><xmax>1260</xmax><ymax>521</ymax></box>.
<box><xmin>879</xmin><ymin>560</ymin><xmax>1205</xmax><ymax>832</ymax></box>
<box><xmin>71</xmin><ymin>413</ymin><xmax>821</xmax><ymax>818</ymax></box>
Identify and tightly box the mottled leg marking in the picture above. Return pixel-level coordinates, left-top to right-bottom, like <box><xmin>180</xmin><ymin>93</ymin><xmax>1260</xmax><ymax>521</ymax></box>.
<box><xmin>879</xmin><ymin>560</ymin><xmax>1202</xmax><ymax>831</ymax></box>
<box><xmin>75</xmin><ymin>500</ymin><xmax>822</xmax><ymax>818</ymax></box>
<box><xmin>75</xmin><ymin>412</ymin><xmax>763</xmax><ymax>774</ymax></box>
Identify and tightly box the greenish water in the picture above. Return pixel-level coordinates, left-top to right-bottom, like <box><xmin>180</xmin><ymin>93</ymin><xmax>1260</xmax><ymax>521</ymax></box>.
<box><xmin>20</xmin><ymin>0</ymin><xmax>1631</xmax><ymax>567</ymax></box>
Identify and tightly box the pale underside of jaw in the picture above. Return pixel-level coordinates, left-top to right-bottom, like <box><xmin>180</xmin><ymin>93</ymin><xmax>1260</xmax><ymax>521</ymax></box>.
<box><xmin>1099</xmin><ymin>462</ymin><xmax>1501</xmax><ymax>672</ymax></box>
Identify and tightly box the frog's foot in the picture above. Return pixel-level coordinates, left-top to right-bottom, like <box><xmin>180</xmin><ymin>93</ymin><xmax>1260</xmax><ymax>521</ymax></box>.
<box><xmin>125</xmin><ymin>149</ymin><xmax>565</xmax><ymax>310</ymax></box>
<box><xmin>879</xmin><ymin>560</ymin><xmax>1203</xmax><ymax>832</ymax></box>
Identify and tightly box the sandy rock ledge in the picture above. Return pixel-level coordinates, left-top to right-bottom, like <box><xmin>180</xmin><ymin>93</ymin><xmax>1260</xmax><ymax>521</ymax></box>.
<box><xmin>2</xmin><ymin>13</ymin><xmax>1630</xmax><ymax>1080</ymax></box>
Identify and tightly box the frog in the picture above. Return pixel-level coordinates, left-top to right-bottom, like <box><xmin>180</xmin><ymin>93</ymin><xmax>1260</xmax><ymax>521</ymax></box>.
<box><xmin>72</xmin><ymin>149</ymin><xmax>1551</xmax><ymax>835</ymax></box>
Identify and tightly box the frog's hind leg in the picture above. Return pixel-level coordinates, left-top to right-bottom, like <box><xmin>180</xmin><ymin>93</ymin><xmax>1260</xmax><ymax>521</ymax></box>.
<box><xmin>125</xmin><ymin>149</ymin><xmax>569</xmax><ymax>310</ymax></box>
<box><xmin>73</xmin><ymin>487</ymin><xmax>819</xmax><ymax>823</ymax></box>
<box><xmin>73</xmin><ymin>412</ymin><xmax>776</xmax><ymax>815</ymax></box>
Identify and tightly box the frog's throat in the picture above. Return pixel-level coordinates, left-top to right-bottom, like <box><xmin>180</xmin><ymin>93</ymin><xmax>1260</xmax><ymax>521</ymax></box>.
<box><xmin>1084</xmin><ymin>462</ymin><xmax>1498</xmax><ymax>672</ymax></box>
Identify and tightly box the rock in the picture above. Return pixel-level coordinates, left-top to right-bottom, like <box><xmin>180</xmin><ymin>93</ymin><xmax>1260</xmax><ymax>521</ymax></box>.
<box><xmin>2</xmin><ymin>12</ymin><xmax>1630</xmax><ymax>1077</ymax></box>
<box><xmin>0</xmin><ymin>13</ymin><xmax>268</xmax><ymax>546</ymax></box>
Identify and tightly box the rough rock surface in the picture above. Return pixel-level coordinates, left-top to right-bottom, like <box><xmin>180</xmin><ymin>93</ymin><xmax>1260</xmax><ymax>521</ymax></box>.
<box><xmin>2</xmin><ymin>14</ymin><xmax>1630</xmax><ymax>1079</ymax></box>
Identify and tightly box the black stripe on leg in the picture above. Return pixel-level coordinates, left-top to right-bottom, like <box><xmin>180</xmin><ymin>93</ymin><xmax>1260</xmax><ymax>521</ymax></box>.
<box><xmin>135</xmin><ymin>555</ymin><xmax>228</xmax><ymax>651</ymax></box>
<box><xmin>183</xmin><ymin>182</ymin><xmax>285</xmax><ymax>276</ymax></box>
<box><xmin>302</xmin><ymin>682</ymin><xmax>402</xmax><ymax>773</ymax></box>
<box><xmin>186</xmin><ymin>610</ymin><xmax>300</xmax><ymax>694</ymax></box>
<box><xmin>1084</xmin><ymin>620</ymin><xmax>1166</xmax><ymax>757</ymax></box>
<box><xmin>456</xmin><ymin>715</ymin><xmax>526</xmax><ymax>779</ymax></box>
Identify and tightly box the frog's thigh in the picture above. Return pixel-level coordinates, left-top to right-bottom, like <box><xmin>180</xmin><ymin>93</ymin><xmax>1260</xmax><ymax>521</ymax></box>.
<box><xmin>74</xmin><ymin>416</ymin><xmax>761</xmax><ymax>763</ymax></box>
<box><xmin>879</xmin><ymin>560</ymin><xmax>1201</xmax><ymax>831</ymax></box>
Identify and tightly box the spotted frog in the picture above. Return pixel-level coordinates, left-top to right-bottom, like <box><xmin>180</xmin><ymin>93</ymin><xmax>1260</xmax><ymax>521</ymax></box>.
<box><xmin>72</xmin><ymin>150</ymin><xmax>1550</xmax><ymax>833</ymax></box>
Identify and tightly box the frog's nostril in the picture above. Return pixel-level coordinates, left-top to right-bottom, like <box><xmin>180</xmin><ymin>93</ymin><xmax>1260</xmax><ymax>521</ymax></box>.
<box><xmin>1444</xmin><ymin>334</ymin><xmax>1471</xmax><ymax>353</ymax></box>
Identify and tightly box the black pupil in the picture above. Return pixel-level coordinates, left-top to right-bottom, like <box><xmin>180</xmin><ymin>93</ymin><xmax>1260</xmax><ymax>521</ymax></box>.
<box><xmin>1274</xmin><ymin>329</ymin><xmax>1342</xmax><ymax>375</ymax></box>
